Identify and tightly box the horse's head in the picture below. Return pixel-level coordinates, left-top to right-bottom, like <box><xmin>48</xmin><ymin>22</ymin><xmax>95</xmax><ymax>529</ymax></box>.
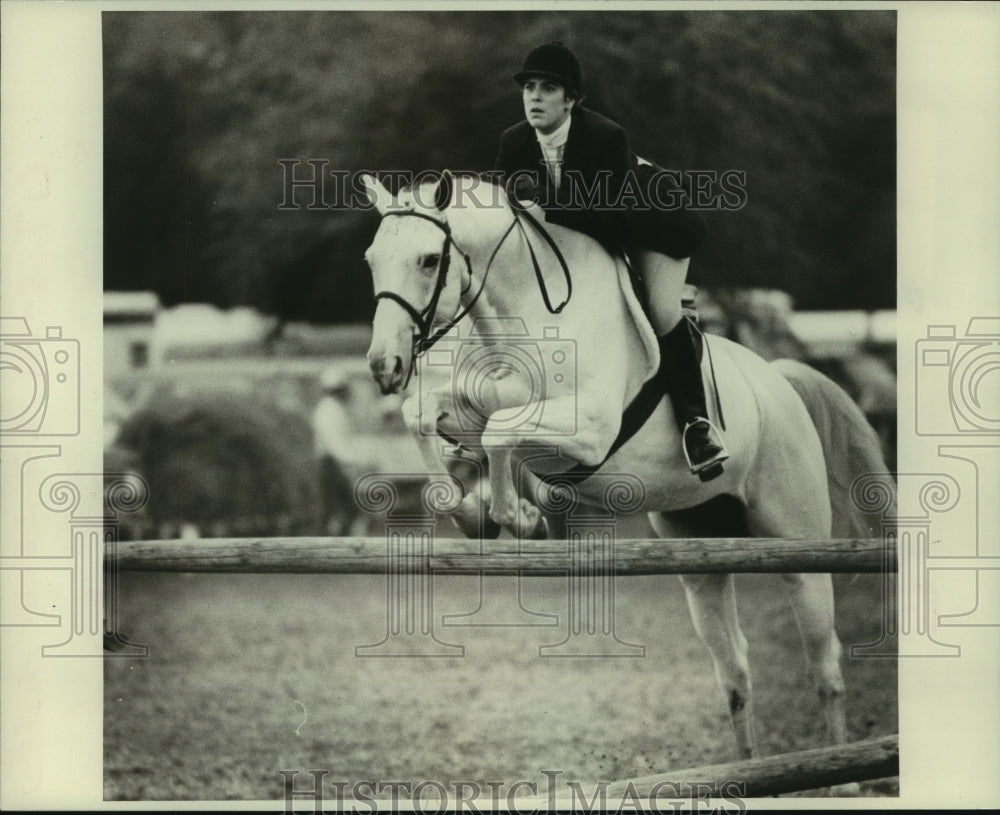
<box><xmin>361</xmin><ymin>173</ymin><xmax>466</xmax><ymax>394</ymax></box>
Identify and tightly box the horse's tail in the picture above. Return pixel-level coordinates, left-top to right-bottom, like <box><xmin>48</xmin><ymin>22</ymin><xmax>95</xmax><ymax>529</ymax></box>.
<box><xmin>772</xmin><ymin>359</ymin><xmax>896</xmax><ymax>538</ymax></box>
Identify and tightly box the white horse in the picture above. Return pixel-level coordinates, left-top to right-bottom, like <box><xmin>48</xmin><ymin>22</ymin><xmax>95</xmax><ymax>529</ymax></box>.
<box><xmin>361</xmin><ymin>171</ymin><xmax>892</xmax><ymax>771</ymax></box>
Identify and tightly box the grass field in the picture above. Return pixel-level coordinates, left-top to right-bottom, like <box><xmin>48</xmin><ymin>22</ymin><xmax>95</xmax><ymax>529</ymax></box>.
<box><xmin>105</xmin><ymin>547</ymin><xmax>898</xmax><ymax>802</ymax></box>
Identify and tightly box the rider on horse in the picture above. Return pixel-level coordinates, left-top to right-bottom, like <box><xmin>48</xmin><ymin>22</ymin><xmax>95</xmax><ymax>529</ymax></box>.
<box><xmin>493</xmin><ymin>41</ymin><xmax>729</xmax><ymax>479</ymax></box>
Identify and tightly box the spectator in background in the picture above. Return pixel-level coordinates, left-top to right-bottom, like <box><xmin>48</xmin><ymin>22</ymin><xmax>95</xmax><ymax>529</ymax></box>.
<box><xmin>312</xmin><ymin>366</ymin><xmax>362</xmax><ymax>535</ymax></box>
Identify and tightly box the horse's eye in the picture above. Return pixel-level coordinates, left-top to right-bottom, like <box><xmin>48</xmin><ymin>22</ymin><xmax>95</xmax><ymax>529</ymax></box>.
<box><xmin>421</xmin><ymin>253</ymin><xmax>441</xmax><ymax>270</ymax></box>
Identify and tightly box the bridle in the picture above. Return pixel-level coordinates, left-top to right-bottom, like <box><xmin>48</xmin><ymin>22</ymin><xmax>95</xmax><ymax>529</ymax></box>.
<box><xmin>371</xmin><ymin>195</ymin><xmax>573</xmax><ymax>387</ymax></box>
<box><xmin>371</xmin><ymin>210</ymin><xmax>517</xmax><ymax>392</ymax></box>
<box><xmin>373</xmin><ymin>210</ymin><xmax>487</xmax><ymax>356</ymax></box>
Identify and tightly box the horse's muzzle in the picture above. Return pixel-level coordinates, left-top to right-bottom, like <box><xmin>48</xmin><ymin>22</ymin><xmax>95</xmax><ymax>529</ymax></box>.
<box><xmin>369</xmin><ymin>353</ymin><xmax>405</xmax><ymax>395</ymax></box>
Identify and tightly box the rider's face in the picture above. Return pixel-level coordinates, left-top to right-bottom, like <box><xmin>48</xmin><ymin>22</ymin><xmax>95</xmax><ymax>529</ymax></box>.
<box><xmin>522</xmin><ymin>77</ymin><xmax>574</xmax><ymax>135</ymax></box>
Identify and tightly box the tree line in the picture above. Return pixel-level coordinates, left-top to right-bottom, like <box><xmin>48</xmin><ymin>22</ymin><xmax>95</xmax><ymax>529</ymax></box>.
<box><xmin>104</xmin><ymin>10</ymin><xmax>895</xmax><ymax>320</ymax></box>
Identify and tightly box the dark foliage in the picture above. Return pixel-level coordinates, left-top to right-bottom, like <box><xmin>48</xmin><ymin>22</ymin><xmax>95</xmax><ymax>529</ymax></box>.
<box><xmin>104</xmin><ymin>10</ymin><xmax>895</xmax><ymax>317</ymax></box>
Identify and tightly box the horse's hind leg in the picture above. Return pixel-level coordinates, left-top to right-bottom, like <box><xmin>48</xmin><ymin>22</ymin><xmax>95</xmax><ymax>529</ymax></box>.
<box><xmin>779</xmin><ymin>572</ymin><xmax>848</xmax><ymax>745</ymax></box>
<box><xmin>682</xmin><ymin>572</ymin><xmax>758</xmax><ymax>760</ymax></box>
<box><xmin>744</xmin><ymin>431</ymin><xmax>859</xmax><ymax>795</ymax></box>
<box><xmin>774</xmin><ymin>570</ymin><xmax>859</xmax><ymax>796</ymax></box>
<box><xmin>747</xmin><ymin>488</ymin><xmax>851</xmax><ymax>751</ymax></box>
<box><xmin>651</xmin><ymin>509</ymin><xmax>758</xmax><ymax>760</ymax></box>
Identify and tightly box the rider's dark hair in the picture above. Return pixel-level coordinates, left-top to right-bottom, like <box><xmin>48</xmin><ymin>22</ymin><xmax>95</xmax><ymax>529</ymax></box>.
<box><xmin>519</xmin><ymin>78</ymin><xmax>583</xmax><ymax>107</ymax></box>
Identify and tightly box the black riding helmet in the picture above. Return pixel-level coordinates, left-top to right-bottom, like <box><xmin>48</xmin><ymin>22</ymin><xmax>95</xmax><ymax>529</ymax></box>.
<box><xmin>513</xmin><ymin>41</ymin><xmax>582</xmax><ymax>97</ymax></box>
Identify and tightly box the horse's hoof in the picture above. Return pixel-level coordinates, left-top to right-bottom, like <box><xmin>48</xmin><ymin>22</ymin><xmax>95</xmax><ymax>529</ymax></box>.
<box><xmin>489</xmin><ymin>504</ymin><xmax>516</xmax><ymax>531</ymax></box>
<box><xmin>453</xmin><ymin>494</ymin><xmax>501</xmax><ymax>539</ymax></box>
<box><xmin>513</xmin><ymin>498</ymin><xmax>548</xmax><ymax>540</ymax></box>
<box><xmin>527</xmin><ymin>515</ymin><xmax>549</xmax><ymax>540</ymax></box>
<box><xmin>697</xmin><ymin>463</ymin><xmax>724</xmax><ymax>482</ymax></box>
<box><xmin>454</xmin><ymin>515</ymin><xmax>501</xmax><ymax>539</ymax></box>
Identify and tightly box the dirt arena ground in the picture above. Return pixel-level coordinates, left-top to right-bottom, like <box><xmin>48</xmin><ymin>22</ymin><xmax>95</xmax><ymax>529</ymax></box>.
<box><xmin>105</xmin><ymin>539</ymin><xmax>897</xmax><ymax>802</ymax></box>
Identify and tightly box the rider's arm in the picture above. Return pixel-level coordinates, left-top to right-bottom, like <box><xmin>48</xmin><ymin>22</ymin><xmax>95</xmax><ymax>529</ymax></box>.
<box><xmin>493</xmin><ymin>124</ymin><xmax>541</xmax><ymax>200</ymax></box>
<box><xmin>565</xmin><ymin>122</ymin><xmax>633</xmax><ymax>253</ymax></box>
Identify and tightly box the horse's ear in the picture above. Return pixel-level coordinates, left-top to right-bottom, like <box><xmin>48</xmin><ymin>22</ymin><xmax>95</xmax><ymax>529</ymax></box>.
<box><xmin>360</xmin><ymin>173</ymin><xmax>394</xmax><ymax>216</ymax></box>
<box><xmin>433</xmin><ymin>169</ymin><xmax>454</xmax><ymax>211</ymax></box>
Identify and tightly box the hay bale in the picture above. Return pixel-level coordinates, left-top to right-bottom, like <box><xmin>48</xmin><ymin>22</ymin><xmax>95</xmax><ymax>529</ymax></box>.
<box><xmin>117</xmin><ymin>392</ymin><xmax>323</xmax><ymax>535</ymax></box>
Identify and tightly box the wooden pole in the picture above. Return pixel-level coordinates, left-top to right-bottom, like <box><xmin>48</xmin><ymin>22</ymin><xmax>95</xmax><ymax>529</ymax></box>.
<box><xmin>111</xmin><ymin>536</ymin><xmax>892</xmax><ymax>574</ymax></box>
<box><xmin>597</xmin><ymin>734</ymin><xmax>899</xmax><ymax>799</ymax></box>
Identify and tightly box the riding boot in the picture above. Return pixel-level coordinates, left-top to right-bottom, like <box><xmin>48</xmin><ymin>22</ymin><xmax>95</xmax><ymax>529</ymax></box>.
<box><xmin>658</xmin><ymin>318</ymin><xmax>729</xmax><ymax>481</ymax></box>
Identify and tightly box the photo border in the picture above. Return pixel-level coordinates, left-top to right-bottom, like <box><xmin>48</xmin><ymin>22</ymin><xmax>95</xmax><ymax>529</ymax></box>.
<box><xmin>2</xmin><ymin>1</ymin><xmax>998</xmax><ymax>810</ymax></box>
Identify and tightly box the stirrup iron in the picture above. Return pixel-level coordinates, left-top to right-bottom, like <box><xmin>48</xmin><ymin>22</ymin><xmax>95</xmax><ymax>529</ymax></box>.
<box><xmin>681</xmin><ymin>417</ymin><xmax>729</xmax><ymax>478</ymax></box>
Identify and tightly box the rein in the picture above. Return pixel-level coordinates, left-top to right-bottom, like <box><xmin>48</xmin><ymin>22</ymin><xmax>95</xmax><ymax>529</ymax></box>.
<box><xmin>513</xmin><ymin>204</ymin><xmax>573</xmax><ymax>314</ymax></box>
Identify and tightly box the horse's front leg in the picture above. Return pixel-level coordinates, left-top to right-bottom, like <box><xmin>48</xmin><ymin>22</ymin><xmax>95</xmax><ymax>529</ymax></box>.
<box><xmin>400</xmin><ymin>389</ymin><xmax>498</xmax><ymax>538</ymax></box>
<box><xmin>478</xmin><ymin>438</ymin><xmax>547</xmax><ymax>539</ymax></box>
<box><xmin>400</xmin><ymin>390</ymin><xmax>465</xmax><ymax>514</ymax></box>
<box><xmin>481</xmin><ymin>393</ymin><xmax>618</xmax><ymax>538</ymax></box>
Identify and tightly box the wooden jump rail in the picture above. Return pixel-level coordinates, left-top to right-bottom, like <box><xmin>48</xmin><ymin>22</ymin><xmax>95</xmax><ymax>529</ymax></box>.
<box><xmin>598</xmin><ymin>734</ymin><xmax>899</xmax><ymax>799</ymax></box>
<box><xmin>111</xmin><ymin>536</ymin><xmax>892</xmax><ymax>574</ymax></box>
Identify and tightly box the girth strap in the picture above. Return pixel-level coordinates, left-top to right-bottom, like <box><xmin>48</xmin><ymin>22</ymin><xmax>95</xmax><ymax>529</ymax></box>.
<box><xmin>540</xmin><ymin>319</ymin><xmax>724</xmax><ymax>486</ymax></box>
<box><xmin>435</xmin><ymin>371</ymin><xmax>665</xmax><ymax>487</ymax></box>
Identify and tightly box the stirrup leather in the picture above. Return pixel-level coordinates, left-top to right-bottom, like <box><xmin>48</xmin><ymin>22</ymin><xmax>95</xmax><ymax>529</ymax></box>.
<box><xmin>681</xmin><ymin>417</ymin><xmax>730</xmax><ymax>474</ymax></box>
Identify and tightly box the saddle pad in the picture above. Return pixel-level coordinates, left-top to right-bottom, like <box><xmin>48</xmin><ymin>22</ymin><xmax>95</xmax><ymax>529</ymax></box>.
<box><xmin>613</xmin><ymin>255</ymin><xmax>661</xmax><ymax>384</ymax></box>
<box><xmin>613</xmin><ymin>255</ymin><xmax>724</xmax><ymax>432</ymax></box>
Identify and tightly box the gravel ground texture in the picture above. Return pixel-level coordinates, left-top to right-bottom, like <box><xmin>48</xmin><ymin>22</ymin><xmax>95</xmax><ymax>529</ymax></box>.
<box><xmin>105</xmin><ymin>546</ymin><xmax>897</xmax><ymax>802</ymax></box>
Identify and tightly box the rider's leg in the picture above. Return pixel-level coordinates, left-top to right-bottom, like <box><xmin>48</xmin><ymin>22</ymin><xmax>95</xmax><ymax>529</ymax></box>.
<box><xmin>636</xmin><ymin>249</ymin><xmax>729</xmax><ymax>478</ymax></box>
<box><xmin>636</xmin><ymin>248</ymin><xmax>686</xmax><ymax>334</ymax></box>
